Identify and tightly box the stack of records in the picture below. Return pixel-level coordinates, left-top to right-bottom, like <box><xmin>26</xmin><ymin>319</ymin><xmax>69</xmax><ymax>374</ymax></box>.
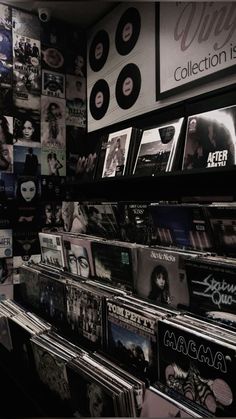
<box><xmin>0</xmin><ymin>305</ymin><xmax>13</xmax><ymax>352</ymax></box>
<box><xmin>66</xmin><ymin>351</ymin><xmax>140</xmax><ymax>417</ymax></box>
<box><xmin>158</xmin><ymin>315</ymin><xmax>236</xmax><ymax>416</ymax></box>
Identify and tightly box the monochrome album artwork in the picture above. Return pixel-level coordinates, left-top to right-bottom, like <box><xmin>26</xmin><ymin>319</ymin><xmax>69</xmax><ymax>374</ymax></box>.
<box><xmin>41</xmin><ymin>95</ymin><xmax>66</xmax><ymax>122</ymax></box>
<box><xmin>38</xmin><ymin>274</ymin><xmax>67</xmax><ymax>326</ymax></box>
<box><xmin>13</xmin><ymin>145</ymin><xmax>41</xmax><ymax>176</ymax></box>
<box><xmin>0</xmin><ymin>229</ymin><xmax>12</xmax><ymax>258</ymax></box>
<box><xmin>13</xmin><ymin>112</ymin><xmax>40</xmax><ymax>147</ymax></box>
<box><xmin>13</xmin><ymin>230</ymin><xmax>40</xmax><ymax>256</ymax></box>
<box><xmin>0</xmin><ymin>314</ymin><xmax>13</xmax><ymax>352</ymax></box>
<box><xmin>0</xmin><ymin>27</ymin><xmax>12</xmax><ymax>62</ymax></box>
<box><xmin>136</xmin><ymin>246</ymin><xmax>190</xmax><ymax>309</ymax></box>
<box><xmin>13</xmin><ymin>33</ymin><xmax>41</xmax><ymax>110</ymax></box>
<box><xmin>0</xmin><ymin>4</ymin><xmax>12</xmax><ymax>31</ymax></box>
<box><xmin>42</xmin><ymin>44</ymin><xmax>65</xmax><ymax>73</ymax></box>
<box><xmin>41</xmin><ymin>148</ymin><xmax>66</xmax><ymax>177</ymax></box>
<box><xmin>39</xmin><ymin>232</ymin><xmax>65</xmax><ymax>270</ymax></box>
<box><xmin>0</xmin><ymin>201</ymin><xmax>13</xmax><ymax>229</ymax></box>
<box><xmin>133</xmin><ymin>118</ymin><xmax>184</xmax><ymax>176</ymax></box>
<box><xmin>83</xmin><ymin>202</ymin><xmax>120</xmax><ymax>240</ymax></box>
<box><xmin>206</xmin><ymin>205</ymin><xmax>236</xmax><ymax>258</ymax></box>
<box><xmin>0</xmin><ymin>143</ymin><xmax>13</xmax><ymax>173</ymax></box>
<box><xmin>118</xmin><ymin>202</ymin><xmax>151</xmax><ymax>245</ymax></box>
<box><xmin>42</xmin><ymin>70</ymin><xmax>65</xmax><ymax>98</ymax></box>
<box><xmin>0</xmin><ymin>173</ymin><xmax>15</xmax><ymax>200</ymax></box>
<box><xmin>100</xmin><ymin>127</ymin><xmax>133</xmax><ymax>178</ymax></box>
<box><xmin>0</xmin><ymin>257</ymin><xmax>13</xmax><ymax>285</ymax></box>
<box><xmin>66</xmin><ymin>74</ymin><xmax>86</xmax><ymax>128</ymax></box>
<box><xmin>0</xmin><ymin>115</ymin><xmax>13</xmax><ymax>143</ymax></box>
<box><xmin>13</xmin><ymin>254</ymin><xmax>41</xmax><ymax>284</ymax></box>
<box><xmin>158</xmin><ymin>319</ymin><xmax>236</xmax><ymax>416</ymax></box>
<box><xmin>182</xmin><ymin>105</ymin><xmax>236</xmax><ymax>171</ymax></box>
<box><xmin>12</xmin><ymin>8</ymin><xmax>40</xmax><ymax>39</ymax></box>
<box><xmin>63</xmin><ymin>235</ymin><xmax>94</xmax><ymax>278</ymax></box>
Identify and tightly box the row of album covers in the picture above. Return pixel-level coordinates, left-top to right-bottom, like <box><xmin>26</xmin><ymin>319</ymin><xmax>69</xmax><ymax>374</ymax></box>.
<box><xmin>2</xmin><ymin>278</ymin><xmax>236</xmax><ymax>417</ymax></box>
<box><xmin>69</xmin><ymin>103</ymin><xmax>236</xmax><ymax>181</ymax></box>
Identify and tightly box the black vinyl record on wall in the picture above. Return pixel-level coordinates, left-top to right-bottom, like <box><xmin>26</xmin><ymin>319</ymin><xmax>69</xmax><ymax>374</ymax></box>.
<box><xmin>89</xmin><ymin>29</ymin><xmax>109</xmax><ymax>72</ymax></box>
<box><xmin>115</xmin><ymin>7</ymin><xmax>141</xmax><ymax>56</ymax></box>
<box><xmin>115</xmin><ymin>63</ymin><xmax>141</xmax><ymax>110</ymax></box>
<box><xmin>89</xmin><ymin>79</ymin><xmax>110</xmax><ymax>120</ymax></box>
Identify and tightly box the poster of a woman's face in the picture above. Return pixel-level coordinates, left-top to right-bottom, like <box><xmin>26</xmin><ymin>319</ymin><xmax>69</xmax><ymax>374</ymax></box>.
<box><xmin>15</xmin><ymin>176</ymin><xmax>40</xmax><ymax>204</ymax></box>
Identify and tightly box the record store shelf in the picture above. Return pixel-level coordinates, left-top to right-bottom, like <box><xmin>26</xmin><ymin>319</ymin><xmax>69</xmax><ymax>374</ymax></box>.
<box><xmin>71</xmin><ymin>167</ymin><xmax>236</xmax><ymax>202</ymax></box>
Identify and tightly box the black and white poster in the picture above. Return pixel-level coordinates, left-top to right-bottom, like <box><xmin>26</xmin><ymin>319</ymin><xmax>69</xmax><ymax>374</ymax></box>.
<box><xmin>42</xmin><ymin>70</ymin><xmax>65</xmax><ymax>98</ymax></box>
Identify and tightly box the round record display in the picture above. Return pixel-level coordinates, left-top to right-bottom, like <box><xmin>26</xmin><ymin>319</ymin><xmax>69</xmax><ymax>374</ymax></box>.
<box><xmin>115</xmin><ymin>7</ymin><xmax>141</xmax><ymax>55</ymax></box>
<box><xmin>89</xmin><ymin>79</ymin><xmax>110</xmax><ymax>120</ymax></box>
<box><xmin>89</xmin><ymin>30</ymin><xmax>109</xmax><ymax>72</ymax></box>
<box><xmin>115</xmin><ymin>63</ymin><xmax>141</xmax><ymax>110</ymax></box>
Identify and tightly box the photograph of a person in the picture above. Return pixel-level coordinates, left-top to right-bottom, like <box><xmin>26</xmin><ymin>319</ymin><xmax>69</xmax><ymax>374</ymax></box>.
<box><xmin>0</xmin><ymin>143</ymin><xmax>13</xmax><ymax>172</ymax></box>
<box><xmin>61</xmin><ymin>201</ymin><xmax>87</xmax><ymax>233</ymax></box>
<box><xmin>41</xmin><ymin>149</ymin><xmax>66</xmax><ymax>177</ymax></box>
<box><xmin>102</xmin><ymin>135</ymin><xmax>126</xmax><ymax>178</ymax></box>
<box><xmin>13</xmin><ymin>116</ymin><xmax>40</xmax><ymax>147</ymax></box>
<box><xmin>0</xmin><ymin>115</ymin><xmax>13</xmax><ymax>144</ymax></box>
<box><xmin>14</xmin><ymin>146</ymin><xmax>41</xmax><ymax>175</ymax></box>
<box><xmin>66</xmin><ymin>244</ymin><xmax>90</xmax><ymax>278</ymax></box>
<box><xmin>148</xmin><ymin>264</ymin><xmax>170</xmax><ymax>304</ymax></box>
<box><xmin>15</xmin><ymin>176</ymin><xmax>39</xmax><ymax>205</ymax></box>
<box><xmin>183</xmin><ymin>107</ymin><xmax>236</xmax><ymax>170</ymax></box>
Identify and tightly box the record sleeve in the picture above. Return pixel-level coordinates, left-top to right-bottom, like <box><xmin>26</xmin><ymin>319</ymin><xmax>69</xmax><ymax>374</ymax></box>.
<box><xmin>41</xmin><ymin>176</ymin><xmax>66</xmax><ymax>201</ymax></box>
<box><xmin>0</xmin><ymin>257</ymin><xmax>12</xmax><ymax>285</ymax></box>
<box><xmin>13</xmin><ymin>112</ymin><xmax>40</xmax><ymax>147</ymax></box>
<box><xmin>0</xmin><ymin>229</ymin><xmax>12</xmax><ymax>258</ymax></box>
<box><xmin>92</xmin><ymin>240</ymin><xmax>136</xmax><ymax>291</ymax></box>
<box><xmin>66</xmin><ymin>360</ymin><xmax>118</xmax><ymax>417</ymax></box>
<box><xmin>0</xmin><ymin>173</ymin><xmax>15</xmax><ymax>200</ymax></box>
<box><xmin>96</xmin><ymin>127</ymin><xmax>139</xmax><ymax>179</ymax></box>
<box><xmin>133</xmin><ymin>118</ymin><xmax>184</xmax><ymax>176</ymax></box>
<box><xmin>66</xmin><ymin>282</ymin><xmax>103</xmax><ymax>349</ymax></box>
<box><xmin>42</xmin><ymin>44</ymin><xmax>65</xmax><ymax>73</ymax></box>
<box><xmin>158</xmin><ymin>318</ymin><xmax>236</xmax><ymax>416</ymax></box>
<box><xmin>0</xmin><ymin>314</ymin><xmax>13</xmax><ymax>352</ymax></box>
<box><xmin>41</xmin><ymin>148</ymin><xmax>66</xmax><ymax>177</ymax></box>
<box><xmin>136</xmin><ymin>246</ymin><xmax>191</xmax><ymax>308</ymax></box>
<box><xmin>149</xmin><ymin>203</ymin><xmax>214</xmax><ymax>252</ymax></box>
<box><xmin>63</xmin><ymin>234</ymin><xmax>94</xmax><ymax>277</ymax></box>
<box><xmin>13</xmin><ymin>230</ymin><xmax>40</xmax><ymax>256</ymax></box>
<box><xmin>185</xmin><ymin>257</ymin><xmax>236</xmax><ymax>326</ymax></box>
<box><xmin>182</xmin><ymin>105</ymin><xmax>236</xmax><ymax>170</ymax></box>
<box><xmin>19</xmin><ymin>265</ymin><xmax>41</xmax><ymax>311</ymax></box>
<box><xmin>42</xmin><ymin>70</ymin><xmax>65</xmax><ymax>98</ymax></box>
<box><xmin>83</xmin><ymin>202</ymin><xmax>120</xmax><ymax>240</ymax></box>
<box><xmin>118</xmin><ymin>201</ymin><xmax>151</xmax><ymax>244</ymax></box>
<box><xmin>206</xmin><ymin>205</ymin><xmax>236</xmax><ymax>257</ymax></box>
<box><xmin>0</xmin><ymin>201</ymin><xmax>13</xmax><ymax>229</ymax></box>
<box><xmin>39</xmin><ymin>232</ymin><xmax>65</xmax><ymax>270</ymax></box>
<box><xmin>0</xmin><ymin>27</ymin><xmax>12</xmax><ymax>62</ymax></box>
<box><xmin>106</xmin><ymin>298</ymin><xmax>159</xmax><ymax>382</ymax></box>
<box><xmin>13</xmin><ymin>254</ymin><xmax>41</xmax><ymax>284</ymax></box>
<box><xmin>38</xmin><ymin>273</ymin><xmax>67</xmax><ymax>328</ymax></box>
<box><xmin>12</xmin><ymin>8</ymin><xmax>40</xmax><ymax>39</ymax></box>
<box><xmin>41</xmin><ymin>202</ymin><xmax>64</xmax><ymax>232</ymax></box>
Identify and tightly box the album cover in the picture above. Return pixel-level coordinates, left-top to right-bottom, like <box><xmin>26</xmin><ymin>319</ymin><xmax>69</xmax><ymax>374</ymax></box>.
<box><xmin>66</xmin><ymin>361</ymin><xmax>118</xmax><ymax>417</ymax></box>
<box><xmin>13</xmin><ymin>230</ymin><xmax>40</xmax><ymax>256</ymax></box>
<box><xmin>13</xmin><ymin>112</ymin><xmax>40</xmax><ymax>147</ymax></box>
<box><xmin>41</xmin><ymin>122</ymin><xmax>66</xmax><ymax>149</ymax></box>
<box><xmin>38</xmin><ymin>274</ymin><xmax>67</xmax><ymax>327</ymax></box>
<box><xmin>0</xmin><ymin>229</ymin><xmax>12</xmax><ymax>258</ymax></box>
<box><xmin>14</xmin><ymin>204</ymin><xmax>40</xmax><ymax>232</ymax></box>
<box><xmin>133</xmin><ymin>118</ymin><xmax>184</xmax><ymax>176</ymax></box>
<box><xmin>206</xmin><ymin>205</ymin><xmax>236</xmax><ymax>257</ymax></box>
<box><xmin>66</xmin><ymin>76</ymin><xmax>86</xmax><ymax>128</ymax></box>
<box><xmin>136</xmin><ymin>246</ymin><xmax>190</xmax><ymax>309</ymax></box>
<box><xmin>0</xmin><ymin>86</ymin><xmax>12</xmax><ymax>114</ymax></box>
<box><xmin>185</xmin><ymin>257</ymin><xmax>236</xmax><ymax>322</ymax></box>
<box><xmin>0</xmin><ymin>257</ymin><xmax>12</xmax><ymax>285</ymax></box>
<box><xmin>83</xmin><ymin>202</ymin><xmax>120</xmax><ymax>239</ymax></box>
<box><xmin>95</xmin><ymin>127</ymin><xmax>135</xmax><ymax>179</ymax></box>
<box><xmin>61</xmin><ymin>202</ymin><xmax>87</xmax><ymax>234</ymax></box>
<box><xmin>158</xmin><ymin>318</ymin><xmax>236</xmax><ymax>416</ymax></box>
<box><xmin>118</xmin><ymin>201</ymin><xmax>151</xmax><ymax>244</ymax></box>
<box><xmin>41</xmin><ymin>176</ymin><xmax>66</xmax><ymax>201</ymax></box>
<box><xmin>0</xmin><ymin>201</ymin><xmax>13</xmax><ymax>229</ymax></box>
<box><xmin>66</xmin><ymin>127</ymin><xmax>99</xmax><ymax>180</ymax></box>
<box><xmin>13</xmin><ymin>34</ymin><xmax>41</xmax><ymax>110</ymax></box>
<box><xmin>106</xmin><ymin>299</ymin><xmax>159</xmax><ymax>382</ymax></box>
<box><xmin>0</xmin><ymin>143</ymin><xmax>13</xmax><ymax>173</ymax></box>
<box><xmin>12</xmin><ymin>8</ymin><xmax>40</xmax><ymax>39</ymax></box>
<box><xmin>0</xmin><ymin>4</ymin><xmax>12</xmax><ymax>31</ymax></box>
<box><xmin>39</xmin><ymin>232</ymin><xmax>65</xmax><ymax>270</ymax></box>
<box><xmin>0</xmin><ymin>60</ymin><xmax>12</xmax><ymax>88</ymax></box>
<box><xmin>41</xmin><ymin>201</ymin><xmax>64</xmax><ymax>231</ymax></box>
<box><xmin>141</xmin><ymin>387</ymin><xmax>202</xmax><ymax>417</ymax></box>
<box><xmin>42</xmin><ymin>44</ymin><xmax>65</xmax><ymax>73</ymax></box>
<box><xmin>19</xmin><ymin>264</ymin><xmax>41</xmax><ymax>310</ymax></box>
<box><xmin>63</xmin><ymin>234</ymin><xmax>94</xmax><ymax>277</ymax></box>
<box><xmin>42</xmin><ymin>70</ymin><xmax>65</xmax><ymax>98</ymax></box>
<box><xmin>66</xmin><ymin>283</ymin><xmax>103</xmax><ymax>349</ymax></box>
<box><xmin>66</xmin><ymin>50</ymin><xmax>86</xmax><ymax>77</ymax></box>
<box><xmin>31</xmin><ymin>339</ymin><xmax>71</xmax><ymax>401</ymax></box>
<box><xmin>0</xmin><ymin>314</ymin><xmax>13</xmax><ymax>351</ymax></box>
<box><xmin>13</xmin><ymin>254</ymin><xmax>41</xmax><ymax>284</ymax></box>
<box><xmin>182</xmin><ymin>105</ymin><xmax>236</xmax><ymax>170</ymax></box>
<box><xmin>0</xmin><ymin>173</ymin><xmax>15</xmax><ymax>200</ymax></box>
<box><xmin>41</xmin><ymin>148</ymin><xmax>66</xmax><ymax>176</ymax></box>
<box><xmin>149</xmin><ymin>204</ymin><xmax>214</xmax><ymax>252</ymax></box>
<box><xmin>92</xmin><ymin>241</ymin><xmax>136</xmax><ymax>291</ymax></box>
<box><xmin>14</xmin><ymin>145</ymin><xmax>41</xmax><ymax>176</ymax></box>
<box><xmin>14</xmin><ymin>175</ymin><xmax>41</xmax><ymax>205</ymax></box>
<box><xmin>0</xmin><ymin>27</ymin><xmax>12</xmax><ymax>62</ymax></box>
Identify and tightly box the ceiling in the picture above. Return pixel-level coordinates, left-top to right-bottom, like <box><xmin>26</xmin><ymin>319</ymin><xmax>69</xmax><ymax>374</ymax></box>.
<box><xmin>3</xmin><ymin>0</ymin><xmax>119</xmax><ymax>28</ymax></box>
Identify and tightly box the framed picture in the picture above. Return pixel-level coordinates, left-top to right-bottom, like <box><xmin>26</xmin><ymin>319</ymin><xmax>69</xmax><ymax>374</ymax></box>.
<box><xmin>157</xmin><ymin>2</ymin><xmax>236</xmax><ymax>99</ymax></box>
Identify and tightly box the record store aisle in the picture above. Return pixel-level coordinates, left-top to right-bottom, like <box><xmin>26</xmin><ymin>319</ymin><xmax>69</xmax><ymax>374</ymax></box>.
<box><xmin>1</xmin><ymin>0</ymin><xmax>236</xmax><ymax>418</ymax></box>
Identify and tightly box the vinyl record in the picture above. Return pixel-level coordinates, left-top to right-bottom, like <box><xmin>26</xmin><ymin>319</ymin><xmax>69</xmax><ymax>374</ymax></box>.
<box><xmin>89</xmin><ymin>79</ymin><xmax>110</xmax><ymax>120</ymax></box>
<box><xmin>115</xmin><ymin>7</ymin><xmax>141</xmax><ymax>56</ymax></box>
<box><xmin>89</xmin><ymin>29</ymin><xmax>109</xmax><ymax>72</ymax></box>
<box><xmin>115</xmin><ymin>63</ymin><xmax>141</xmax><ymax>110</ymax></box>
